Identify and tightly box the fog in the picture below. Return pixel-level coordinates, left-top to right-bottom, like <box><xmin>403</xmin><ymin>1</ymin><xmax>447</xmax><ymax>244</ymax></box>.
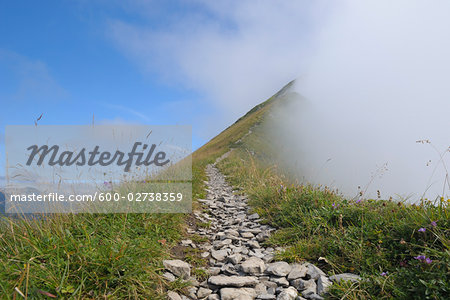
<box><xmin>109</xmin><ymin>0</ymin><xmax>450</xmax><ymax>201</ymax></box>
<box><xmin>271</xmin><ymin>1</ymin><xmax>450</xmax><ymax>201</ymax></box>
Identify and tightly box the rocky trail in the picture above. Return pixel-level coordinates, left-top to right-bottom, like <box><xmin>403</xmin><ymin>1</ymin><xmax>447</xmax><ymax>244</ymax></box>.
<box><xmin>163</xmin><ymin>156</ymin><xmax>360</xmax><ymax>300</ymax></box>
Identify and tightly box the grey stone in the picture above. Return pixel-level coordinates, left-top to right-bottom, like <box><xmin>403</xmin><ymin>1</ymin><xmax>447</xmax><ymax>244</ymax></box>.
<box><xmin>211</xmin><ymin>249</ymin><xmax>229</xmax><ymax>261</ymax></box>
<box><xmin>181</xmin><ymin>239</ymin><xmax>193</xmax><ymax>246</ymax></box>
<box><xmin>247</xmin><ymin>240</ymin><xmax>261</xmax><ymax>249</ymax></box>
<box><xmin>197</xmin><ymin>287</ymin><xmax>213</xmax><ymax>298</ymax></box>
<box><xmin>248</xmin><ymin>213</ymin><xmax>260</xmax><ymax>220</ymax></box>
<box><xmin>290</xmin><ymin>278</ymin><xmax>306</xmax><ymax>290</ymax></box>
<box><xmin>208</xmin><ymin>275</ymin><xmax>259</xmax><ymax>287</ymax></box>
<box><xmin>329</xmin><ymin>273</ymin><xmax>362</xmax><ymax>283</ymax></box>
<box><xmin>266</xmin><ymin>262</ymin><xmax>292</xmax><ymax>277</ymax></box>
<box><xmin>317</xmin><ymin>275</ymin><xmax>332</xmax><ymax>295</ymax></box>
<box><xmin>225</xmin><ymin>229</ymin><xmax>240</xmax><ymax>237</ymax></box>
<box><xmin>258</xmin><ymin>294</ymin><xmax>276</xmax><ymax>299</ymax></box>
<box><xmin>208</xmin><ymin>267</ymin><xmax>221</xmax><ymax>276</ymax></box>
<box><xmin>229</xmin><ymin>254</ymin><xmax>243</xmax><ymax>264</ymax></box>
<box><xmin>163</xmin><ymin>272</ymin><xmax>176</xmax><ymax>282</ymax></box>
<box><xmin>241</xmin><ymin>257</ymin><xmax>266</xmax><ymax>275</ymax></box>
<box><xmin>163</xmin><ymin>260</ymin><xmax>191</xmax><ymax>279</ymax></box>
<box><xmin>301</xmin><ymin>279</ymin><xmax>317</xmax><ymax>298</ymax></box>
<box><xmin>262</xmin><ymin>254</ymin><xmax>275</xmax><ymax>263</ymax></box>
<box><xmin>270</xmin><ymin>276</ymin><xmax>289</xmax><ymax>287</ymax></box>
<box><xmin>303</xmin><ymin>294</ymin><xmax>323</xmax><ymax>300</ymax></box>
<box><xmin>306</xmin><ymin>264</ymin><xmax>325</xmax><ymax>280</ymax></box>
<box><xmin>263</xmin><ymin>281</ymin><xmax>278</xmax><ymax>289</ymax></box>
<box><xmin>220</xmin><ymin>287</ymin><xmax>257</xmax><ymax>300</ymax></box>
<box><xmin>255</xmin><ymin>282</ymin><xmax>267</xmax><ymax>295</ymax></box>
<box><xmin>287</xmin><ymin>264</ymin><xmax>308</xmax><ymax>280</ymax></box>
<box><xmin>167</xmin><ymin>291</ymin><xmax>183</xmax><ymax>300</ymax></box>
<box><xmin>187</xmin><ymin>286</ymin><xmax>198</xmax><ymax>299</ymax></box>
<box><xmin>277</xmin><ymin>287</ymin><xmax>298</xmax><ymax>300</ymax></box>
<box><xmin>241</xmin><ymin>232</ymin><xmax>255</xmax><ymax>238</ymax></box>
<box><xmin>256</xmin><ymin>232</ymin><xmax>270</xmax><ymax>242</ymax></box>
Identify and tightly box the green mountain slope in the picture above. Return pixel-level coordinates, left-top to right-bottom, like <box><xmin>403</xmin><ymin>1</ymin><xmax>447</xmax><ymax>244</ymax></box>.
<box><xmin>192</xmin><ymin>81</ymin><xmax>449</xmax><ymax>300</ymax></box>
<box><xmin>0</xmin><ymin>81</ymin><xmax>447</xmax><ymax>299</ymax></box>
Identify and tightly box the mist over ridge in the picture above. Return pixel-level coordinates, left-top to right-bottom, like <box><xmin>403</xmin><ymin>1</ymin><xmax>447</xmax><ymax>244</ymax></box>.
<box><xmin>265</xmin><ymin>0</ymin><xmax>450</xmax><ymax>201</ymax></box>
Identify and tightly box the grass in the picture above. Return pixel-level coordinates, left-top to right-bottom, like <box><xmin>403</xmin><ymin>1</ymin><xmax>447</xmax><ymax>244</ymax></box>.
<box><xmin>0</xmin><ymin>83</ymin><xmax>278</xmax><ymax>298</ymax></box>
<box><xmin>0</xmin><ymin>212</ymin><xmax>186</xmax><ymax>299</ymax></box>
<box><xmin>1</xmin><ymin>80</ymin><xmax>448</xmax><ymax>299</ymax></box>
<box><xmin>217</xmin><ymin>148</ymin><xmax>450</xmax><ymax>299</ymax></box>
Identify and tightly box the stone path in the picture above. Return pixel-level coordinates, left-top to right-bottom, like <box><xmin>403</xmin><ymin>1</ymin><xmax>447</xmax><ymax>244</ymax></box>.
<box><xmin>164</xmin><ymin>156</ymin><xmax>359</xmax><ymax>300</ymax></box>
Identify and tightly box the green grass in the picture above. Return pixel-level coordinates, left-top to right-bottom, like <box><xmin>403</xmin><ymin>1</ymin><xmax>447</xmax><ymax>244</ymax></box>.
<box><xmin>0</xmin><ymin>81</ymin><xmax>279</xmax><ymax>298</ymax></box>
<box><xmin>1</xmin><ymin>80</ymin><xmax>448</xmax><ymax>299</ymax></box>
<box><xmin>191</xmin><ymin>81</ymin><xmax>449</xmax><ymax>299</ymax></box>
<box><xmin>217</xmin><ymin>148</ymin><xmax>450</xmax><ymax>299</ymax></box>
<box><xmin>0</xmin><ymin>213</ymin><xmax>186</xmax><ymax>299</ymax></box>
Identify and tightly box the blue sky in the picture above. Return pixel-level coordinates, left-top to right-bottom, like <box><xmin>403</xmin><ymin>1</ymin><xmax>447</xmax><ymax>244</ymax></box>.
<box><xmin>1</xmin><ymin>1</ymin><xmax>449</xmax><ymax>199</ymax></box>
<box><xmin>0</xmin><ymin>0</ymin><xmax>320</xmax><ymax>181</ymax></box>
<box><xmin>0</xmin><ymin>1</ymin><xmax>211</xmax><ymax>145</ymax></box>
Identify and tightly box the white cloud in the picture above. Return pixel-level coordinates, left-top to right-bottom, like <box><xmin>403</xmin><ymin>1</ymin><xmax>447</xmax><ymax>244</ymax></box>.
<box><xmin>0</xmin><ymin>50</ymin><xmax>67</xmax><ymax>103</ymax></box>
<box><xmin>105</xmin><ymin>103</ymin><xmax>151</xmax><ymax>122</ymax></box>
<box><xmin>273</xmin><ymin>0</ymin><xmax>450</xmax><ymax>201</ymax></box>
<box><xmin>107</xmin><ymin>0</ymin><xmax>331</xmax><ymax>137</ymax></box>
<box><xmin>106</xmin><ymin>0</ymin><xmax>450</xmax><ymax>200</ymax></box>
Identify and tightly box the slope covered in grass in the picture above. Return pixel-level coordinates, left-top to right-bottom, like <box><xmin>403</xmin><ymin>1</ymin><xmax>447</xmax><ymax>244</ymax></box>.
<box><xmin>193</xmin><ymin>81</ymin><xmax>450</xmax><ymax>299</ymax></box>
<box><xmin>1</xmin><ymin>80</ymin><xmax>448</xmax><ymax>299</ymax></box>
<box><xmin>0</xmin><ymin>81</ymin><xmax>292</xmax><ymax>299</ymax></box>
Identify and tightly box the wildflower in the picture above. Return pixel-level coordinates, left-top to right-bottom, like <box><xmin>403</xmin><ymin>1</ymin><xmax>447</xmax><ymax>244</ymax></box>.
<box><xmin>356</xmin><ymin>199</ymin><xmax>362</xmax><ymax>204</ymax></box>
<box><xmin>104</xmin><ymin>181</ymin><xmax>112</xmax><ymax>189</ymax></box>
<box><xmin>414</xmin><ymin>255</ymin><xmax>432</xmax><ymax>264</ymax></box>
<box><xmin>431</xmin><ymin>221</ymin><xmax>437</xmax><ymax>227</ymax></box>
<box><xmin>380</xmin><ymin>272</ymin><xmax>387</xmax><ymax>276</ymax></box>
<box><xmin>332</xmin><ymin>202</ymin><xmax>339</xmax><ymax>209</ymax></box>
<box><xmin>418</xmin><ymin>227</ymin><xmax>426</xmax><ymax>233</ymax></box>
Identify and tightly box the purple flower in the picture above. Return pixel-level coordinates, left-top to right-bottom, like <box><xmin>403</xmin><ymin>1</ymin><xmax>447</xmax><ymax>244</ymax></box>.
<box><xmin>380</xmin><ymin>272</ymin><xmax>387</xmax><ymax>276</ymax></box>
<box><xmin>104</xmin><ymin>181</ymin><xmax>113</xmax><ymax>189</ymax></box>
<box><xmin>332</xmin><ymin>202</ymin><xmax>339</xmax><ymax>209</ymax></box>
<box><xmin>414</xmin><ymin>255</ymin><xmax>432</xmax><ymax>264</ymax></box>
<box><xmin>431</xmin><ymin>221</ymin><xmax>437</xmax><ymax>227</ymax></box>
<box><xmin>356</xmin><ymin>199</ymin><xmax>362</xmax><ymax>204</ymax></box>
<box><xmin>418</xmin><ymin>227</ymin><xmax>426</xmax><ymax>233</ymax></box>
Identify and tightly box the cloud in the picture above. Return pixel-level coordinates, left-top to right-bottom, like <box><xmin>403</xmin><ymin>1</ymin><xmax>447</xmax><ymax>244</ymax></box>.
<box><xmin>104</xmin><ymin>0</ymin><xmax>449</xmax><ymax>200</ymax></box>
<box><xmin>105</xmin><ymin>103</ymin><xmax>151</xmax><ymax>122</ymax></box>
<box><xmin>106</xmin><ymin>0</ymin><xmax>331</xmax><ymax>136</ymax></box>
<box><xmin>271</xmin><ymin>0</ymin><xmax>450</xmax><ymax>201</ymax></box>
<box><xmin>0</xmin><ymin>50</ymin><xmax>67</xmax><ymax>103</ymax></box>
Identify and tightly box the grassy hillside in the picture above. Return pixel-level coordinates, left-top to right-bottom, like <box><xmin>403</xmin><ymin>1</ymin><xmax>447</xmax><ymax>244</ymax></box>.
<box><xmin>1</xmin><ymin>80</ymin><xmax>448</xmax><ymax>299</ymax></box>
<box><xmin>0</xmin><ymin>82</ymin><xmax>290</xmax><ymax>299</ymax></box>
<box><xmin>194</xmin><ymin>81</ymin><xmax>449</xmax><ymax>299</ymax></box>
